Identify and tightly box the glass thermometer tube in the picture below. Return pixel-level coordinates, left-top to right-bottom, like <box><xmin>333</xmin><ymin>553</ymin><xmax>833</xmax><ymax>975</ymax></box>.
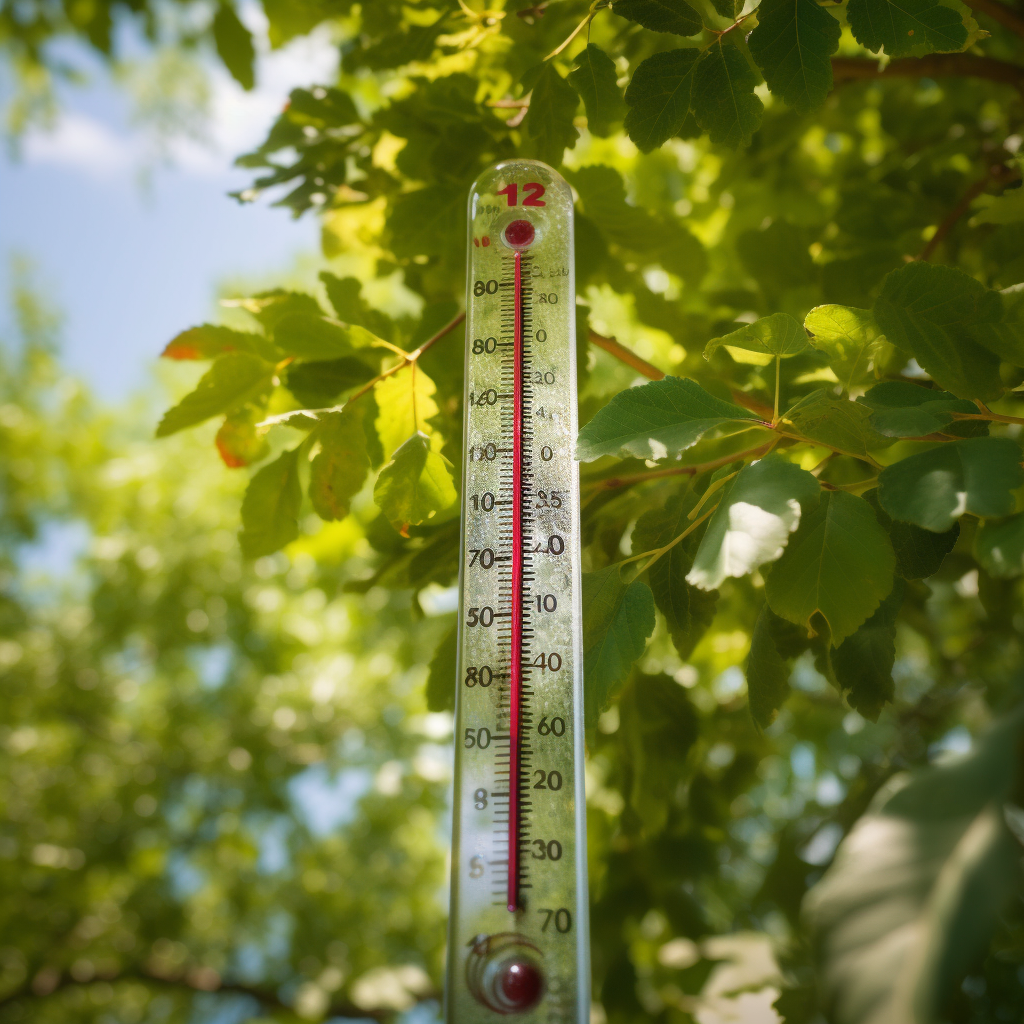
<box><xmin>445</xmin><ymin>159</ymin><xmax>589</xmax><ymax>1023</ymax></box>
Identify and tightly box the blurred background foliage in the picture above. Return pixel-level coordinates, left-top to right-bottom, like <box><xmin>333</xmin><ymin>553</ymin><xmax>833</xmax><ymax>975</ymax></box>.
<box><xmin>3</xmin><ymin>0</ymin><xmax>1024</xmax><ymax>1023</ymax></box>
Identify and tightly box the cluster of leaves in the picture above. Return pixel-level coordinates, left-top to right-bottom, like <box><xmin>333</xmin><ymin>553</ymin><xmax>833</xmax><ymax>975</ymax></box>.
<box><xmin>41</xmin><ymin>0</ymin><xmax>1024</xmax><ymax>1020</ymax></box>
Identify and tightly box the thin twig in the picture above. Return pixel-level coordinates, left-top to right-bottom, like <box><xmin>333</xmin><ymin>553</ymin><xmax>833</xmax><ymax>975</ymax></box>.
<box><xmin>617</xmin><ymin>505</ymin><xmax>718</xmax><ymax>571</ymax></box>
<box><xmin>917</xmin><ymin>163</ymin><xmax>1018</xmax><ymax>261</ymax></box>
<box><xmin>544</xmin><ymin>1</ymin><xmax>602</xmax><ymax>59</ymax></box>
<box><xmin>830</xmin><ymin>54</ymin><xmax>1024</xmax><ymax>92</ymax></box>
<box><xmin>952</xmin><ymin>409</ymin><xmax>1024</xmax><ymax>426</ymax></box>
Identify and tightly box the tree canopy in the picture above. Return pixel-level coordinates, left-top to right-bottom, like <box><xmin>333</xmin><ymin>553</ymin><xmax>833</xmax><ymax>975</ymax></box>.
<box><xmin>4</xmin><ymin>0</ymin><xmax>1024</xmax><ymax>1021</ymax></box>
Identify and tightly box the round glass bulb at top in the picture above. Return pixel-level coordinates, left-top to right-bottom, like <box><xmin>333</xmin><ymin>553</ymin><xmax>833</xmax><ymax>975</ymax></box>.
<box><xmin>503</xmin><ymin>219</ymin><xmax>535</xmax><ymax>248</ymax></box>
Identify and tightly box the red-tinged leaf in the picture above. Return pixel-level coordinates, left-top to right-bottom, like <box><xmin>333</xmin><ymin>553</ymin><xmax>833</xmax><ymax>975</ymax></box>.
<box><xmin>215</xmin><ymin>412</ymin><xmax>269</xmax><ymax>468</ymax></box>
<box><xmin>162</xmin><ymin>324</ymin><xmax>278</xmax><ymax>362</ymax></box>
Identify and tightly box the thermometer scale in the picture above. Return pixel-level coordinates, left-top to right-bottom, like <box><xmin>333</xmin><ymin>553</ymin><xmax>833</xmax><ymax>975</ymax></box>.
<box><xmin>446</xmin><ymin>160</ymin><xmax>589</xmax><ymax>1022</ymax></box>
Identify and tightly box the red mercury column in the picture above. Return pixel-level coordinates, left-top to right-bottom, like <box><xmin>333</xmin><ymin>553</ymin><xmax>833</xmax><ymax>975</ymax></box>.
<box><xmin>503</xmin><ymin>217</ymin><xmax>535</xmax><ymax>915</ymax></box>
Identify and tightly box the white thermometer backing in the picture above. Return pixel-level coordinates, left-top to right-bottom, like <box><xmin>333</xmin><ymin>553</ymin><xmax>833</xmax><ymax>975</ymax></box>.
<box><xmin>445</xmin><ymin>159</ymin><xmax>589</xmax><ymax>1023</ymax></box>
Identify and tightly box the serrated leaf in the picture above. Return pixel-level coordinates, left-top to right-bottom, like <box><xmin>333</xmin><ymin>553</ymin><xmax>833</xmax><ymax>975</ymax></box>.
<box><xmin>623</xmin><ymin>48</ymin><xmax>700</xmax><ymax>153</ymax></box>
<box><xmin>847</xmin><ymin>0</ymin><xmax>968</xmax><ymax>57</ymax></box>
<box><xmin>244</xmin><ymin>290</ymin><xmax>324</xmax><ymax>333</ymax></box>
<box><xmin>577</xmin><ymin>376</ymin><xmax>761</xmax><ymax>462</ymax></box>
<box><xmin>705</xmin><ymin>312</ymin><xmax>808</xmax><ymax>362</ymax></box>
<box><xmin>373</xmin><ymin>432</ymin><xmax>457</xmax><ymax>534</ymax></box>
<box><xmin>161</xmin><ymin>324</ymin><xmax>278</xmax><ymax>362</ymax></box>
<box><xmin>213</xmin><ymin>1</ymin><xmax>255</xmax><ymax>90</ymax></box>
<box><xmin>691</xmin><ymin>41</ymin><xmax>763</xmax><ymax>148</ymax></box>
<box><xmin>319</xmin><ymin>272</ymin><xmax>395</xmax><ymax>340</ymax></box>
<box><xmin>273</xmin><ymin>313</ymin><xmax>359</xmax><ymax>359</ymax></box>
<box><xmin>156</xmin><ymin>352</ymin><xmax>274</xmax><ymax>437</ymax></box>
<box><xmin>374</xmin><ymin>363</ymin><xmax>441</xmax><ymax>461</ymax></box>
<box><xmin>873</xmin><ymin>263</ymin><xmax>1014</xmax><ymax>400</ymax></box>
<box><xmin>863</xmin><ymin>488</ymin><xmax>959</xmax><ymax>580</ymax></box>
<box><xmin>975</xmin><ymin>513</ymin><xmax>1024</xmax><ymax>578</ymax></box>
<box><xmin>782</xmin><ymin>389</ymin><xmax>890</xmax><ymax>455</ymax></box>
<box><xmin>765</xmin><ymin>490</ymin><xmax>895</xmax><ymax>645</ymax></box>
<box><xmin>568</xmin><ymin>45</ymin><xmax>625</xmax><ymax>138</ymax></box>
<box><xmin>582</xmin><ymin>567</ymin><xmax>656</xmax><ymax>726</ymax></box>
<box><xmin>388</xmin><ymin>185</ymin><xmax>465</xmax><ymax>259</ymax></box>
<box><xmin>748</xmin><ymin>0</ymin><xmax>841</xmax><ymax>111</ymax></box>
<box><xmin>806</xmin><ymin>712</ymin><xmax>1024</xmax><ymax>1024</ymax></box>
<box><xmin>877</xmin><ymin>437</ymin><xmax>1024</xmax><ymax>532</ymax></box>
<box><xmin>688</xmin><ymin>455</ymin><xmax>820</xmax><ymax>590</ymax></box>
<box><xmin>286</xmin><ymin>357</ymin><xmax>377</xmax><ymax>409</ymax></box>
<box><xmin>426</xmin><ymin>623</ymin><xmax>457</xmax><ymax>712</ymax></box>
<box><xmin>829</xmin><ymin>578</ymin><xmax>904</xmax><ymax>721</ymax></box>
<box><xmin>613</xmin><ymin>0</ymin><xmax>703</xmax><ymax>34</ymax></box>
<box><xmin>747</xmin><ymin>603</ymin><xmax>793</xmax><ymax>729</ymax></box>
<box><xmin>520</xmin><ymin>63</ymin><xmax>579</xmax><ymax>167</ymax></box>
<box><xmin>619</xmin><ymin>674</ymin><xmax>699</xmax><ymax>834</ymax></box>
<box><xmin>309</xmin><ymin>409</ymin><xmax>370</xmax><ymax>521</ymax></box>
<box><xmin>632</xmin><ymin>481</ymin><xmax>718</xmax><ymax>658</ymax></box>
<box><xmin>239</xmin><ymin>448</ymin><xmax>301</xmax><ymax>558</ymax></box>
<box><xmin>804</xmin><ymin>306</ymin><xmax>886</xmax><ymax>390</ymax></box>
<box><xmin>856</xmin><ymin>381</ymin><xmax>977</xmax><ymax>438</ymax></box>
<box><xmin>569</xmin><ymin>165</ymin><xmax>706</xmax><ymax>281</ymax></box>
<box><xmin>215</xmin><ymin>409</ymin><xmax>269</xmax><ymax>468</ymax></box>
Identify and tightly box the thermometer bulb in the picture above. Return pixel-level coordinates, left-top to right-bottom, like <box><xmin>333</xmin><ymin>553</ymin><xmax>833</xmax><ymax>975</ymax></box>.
<box><xmin>465</xmin><ymin>934</ymin><xmax>544</xmax><ymax>1015</ymax></box>
<box><xmin>503</xmin><ymin>219</ymin><xmax>535</xmax><ymax>249</ymax></box>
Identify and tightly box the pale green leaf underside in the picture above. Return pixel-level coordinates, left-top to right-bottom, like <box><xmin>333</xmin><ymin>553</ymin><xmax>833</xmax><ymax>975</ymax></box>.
<box><xmin>705</xmin><ymin>312</ymin><xmax>808</xmax><ymax>361</ymax></box>
<box><xmin>688</xmin><ymin>455</ymin><xmax>820</xmax><ymax>590</ymax></box>
<box><xmin>373</xmin><ymin>432</ymin><xmax>457</xmax><ymax>531</ymax></box>
<box><xmin>804</xmin><ymin>305</ymin><xmax>885</xmax><ymax>390</ymax></box>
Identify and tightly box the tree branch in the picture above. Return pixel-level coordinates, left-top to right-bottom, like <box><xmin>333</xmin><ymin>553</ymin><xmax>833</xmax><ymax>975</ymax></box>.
<box><xmin>588</xmin><ymin>330</ymin><xmax>665</xmax><ymax>380</ymax></box>
<box><xmin>964</xmin><ymin>0</ymin><xmax>1024</xmax><ymax>40</ymax></box>
<box><xmin>831</xmin><ymin>54</ymin><xmax>1024</xmax><ymax>92</ymax></box>
<box><xmin>0</xmin><ymin>965</ymin><xmax>438</xmax><ymax>1022</ymax></box>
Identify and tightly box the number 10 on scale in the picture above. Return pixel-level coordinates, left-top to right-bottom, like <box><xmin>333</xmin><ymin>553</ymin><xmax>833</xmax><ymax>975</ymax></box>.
<box><xmin>445</xmin><ymin>160</ymin><xmax>590</xmax><ymax>1022</ymax></box>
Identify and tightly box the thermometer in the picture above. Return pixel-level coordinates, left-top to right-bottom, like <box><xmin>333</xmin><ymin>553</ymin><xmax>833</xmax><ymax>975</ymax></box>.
<box><xmin>445</xmin><ymin>159</ymin><xmax>589</xmax><ymax>1022</ymax></box>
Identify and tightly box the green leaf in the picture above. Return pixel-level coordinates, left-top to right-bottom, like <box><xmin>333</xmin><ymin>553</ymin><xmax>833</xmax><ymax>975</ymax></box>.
<box><xmin>782</xmin><ymin>389</ymin><xmax>890</xmax><ymax>455</ymax></box>
<box><xmin>244</xmin><ymin>290</ymin><xmax>324</xmax><ymax>333</ymax></box>
<box><xmin>576</xmin><ymin>376</ymin><xmax>761</xmax><ymax>462</ymax></box>
<box><xmin>631</xmin><ymin>481</ymin><xmax>718</xmax><ymax>659</ymax></box>
<box><xmin>688</xmin><ymin>455</ymin><xmax>820</xmax><ymax>590</ymax></box>
<box><xmin>319</xmin><ymin>272</ymin><xmax>395</xmax><ymax>340</ymax></box>
<box><xmin>691</xmin><ymin>41</ymin><xmax>763</xmax><ymax>148</ymax></box>
<box><xmin>738</xmin><ymin>220</ymin><xmax>815</xmax><ymax>293</ymax></box>
<box><xmin>747</xmin><ymin>603</ymin><xmax>792</xmax><ymax>730</ymax></box>
<box><xmin>388</xmin><ymin>185</ymin><xmax>465</xmax><ymax>259</ymax></box>
<box><xmin>973</xmin><ymin>181</ymin><xmax>1024</xmax><ymax>226</ymax></box>
<box><xmin>569</xmin><ymin>165</ymin><xmax>706</xmax><ymax>281</ymax></box>
<box><xmin>426</xmin><ymin>623</ymin><xmax>457</xmax><ymax>712</ymax></box>
<box><xmin>806</xmin><ymin>712</ymin><xmax>1024</xmax><ymax>1024</ymax></box>
<box><xmin>863</xmin><ymin>489</ymin><xmax>960</xmax><ymax>580</ymax></box>
<box><xmin>705</xmin><ymin>313</ymin><xmax>808</xmax><ymax>362</ymax></box>
<box><xmin>161</xmin><ymin>324</ymin><xmax>278</xmax><ymax>362</ymax></box>
<box><xmin>309</xmin><ymin>410</ymin><xmax>370</xmax><ymax>521</ymax></box>
<box><xmin>847</xmin><ymin>0</ymin><xmax>968</xmax><ymax>57</ymax></box>
<box><xmin>975</xmin><ymin>513</ymin><xmax>1024</xmax><ymax>578</ymax></box>
<box><xmin>239</xmin><ymin>448</ymin><xmax>301</xmax><ymax>558</ymax></box>
<box><xmin>856</xmin><ymin>381</ymin><xmax>978</xmax><ymax>438</ymax></box>
<box><xmin>286</xmin><ymin>357</ymin><xmax>376</xmax><ymax>408</ymax></box>
<box><xmin>877</xmin><ymin>437</ymin><xmax>1024</xmax><ymax>532</ymax></box>
<box><xmin>619</xmin><ymin>674</ymin><xmax>699</xmax><ymax>833</ymax></box>
<box><xmin>156</xmin><ymin>353</ymin><xmax>274</xmax><ymax>437</ymax></box>
<box><xmin>829</xmin><ymin>578</ymin><xmax>904</xmax><ymax>721</ymax></box>
<box><xmin>747</xmin><ymin>0</ymin><xmax>841</xmax><ymax>111</ymax></box>
<box><xmin>215</xmin><ymin>409</ymin><xmax>269</xmax><ymax>468</ymax></box>
<box><xmin>520</xmin><ymin>63</ymin><xmax>580</xmax><ymax>167</ymax></box>
<box><xmin>804</xmin><ymin>305</ymin><xmax>887</xmax><ymax>390</ymax></box>
<box><xmin>375</xmin><ymin>364</ymin><xmax>441</xmax><ymax>461</ymax></box>
<box><xmin>613</xmin><ymin>0</ymin><xmax>702</xmax><ymax>35</ymax></box>
<box><xmin>212</xmin><ymin>1</ymin><xmax>255</xmax><ymax>90</ymax></box>
<box><xmin>765</xmin><ymin>490</ymin><xmax>896</xmax><ymax>645</ymax></box>
<box><xmin>568</xmin><ymin>45</ymin><xmax>625</xmax><ymax>138</ymax></box>
<box><xmin>582</xmin><ymin>567</ymin><xmax>656</xmax><ymax>726</ymax></box>
<box><xmin>373</xmin><ymin>432</ymin><xmax>457</xmax><ymax>533</ymax></box>
<box><xmin>873</xmin><ymin>263</ymin><xmax>1012</xmax><ymax>400</ymax></box>
<box><xmin>623</xmin><ymin>49</ymin><xmax>699</xmax><ymax>153</ymax></box>
<box><xmin>273</xmin><ymin>313</ymin><xmax>358</xmax><ymax>359</ymax></box>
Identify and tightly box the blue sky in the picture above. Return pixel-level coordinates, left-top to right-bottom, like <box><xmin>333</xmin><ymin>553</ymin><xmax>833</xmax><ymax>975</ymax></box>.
<box><xmin>0</xmin><ymin>19</ymin><xmax>337</xmax><ymax>399</ymax></box>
